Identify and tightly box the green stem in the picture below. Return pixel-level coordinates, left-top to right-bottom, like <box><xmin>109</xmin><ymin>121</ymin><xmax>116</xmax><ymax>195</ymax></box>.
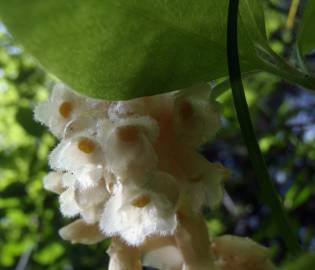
<box><xmin>227</xmin><ymin>0</ymin><xmax>301</xmax><ymax>256</ymax></box>
<box><xmin>255</xmin><ymin>44</ymin><xmax>315</xmax><ymax>90</ymax></box>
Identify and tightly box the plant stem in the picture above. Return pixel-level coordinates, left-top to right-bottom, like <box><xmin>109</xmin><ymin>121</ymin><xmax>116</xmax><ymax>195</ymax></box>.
<box><xmin>255</xmin><ymin>44</ymin><xmax>315</xmax><ymax>90</ymax></box>
<box><xmin>286</xmin><ymin>0</ymin><xmax>300</xmax><ymax>29</ymax></box>
<box><xmin>226</xmin><ymin>0</ymin><xmax>301</xmax><ymax>256</ymax></box>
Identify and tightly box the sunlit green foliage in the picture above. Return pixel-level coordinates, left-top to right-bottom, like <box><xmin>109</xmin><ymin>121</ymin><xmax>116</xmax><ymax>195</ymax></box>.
<box><xmin>0</xmin><ymin>27</ymin><xmax>109</xmax><ymax>270</ymax></box>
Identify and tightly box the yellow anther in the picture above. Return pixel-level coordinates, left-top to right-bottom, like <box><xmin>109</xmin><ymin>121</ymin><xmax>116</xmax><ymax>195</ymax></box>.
<box><xmin>180</xmin><ymin>101</ymin><xmax>194</xmax><ymax>120</ymax></box>
<box><xmin>78</xmin><ymin>138</ymin><xmax>96</xmax><ymax>153</ymax></box>
<box><xmin>132</xmin><ymin>195</ymin><xmax>151</xmax><ymax>208</ymax></box>
<box><xmin>117</xmin><ymin>126</ymin><xmax>138</xmax><ymax>143</ymax></box>
<box><xmin>59</xmin><ymin>101</ymin><xmax>73</xmax><ymax>118</ymax></box>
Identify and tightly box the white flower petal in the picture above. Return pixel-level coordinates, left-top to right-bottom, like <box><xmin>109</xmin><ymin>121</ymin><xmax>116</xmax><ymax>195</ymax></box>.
<box><xmin>97</xmin><ymin>116</ymin><xmax>159</xmax><ymax>145</ymax></box>
<box><xmin>108</xmin><ymin>93</ymin><xmax>175</xmax><ymax>126</ymax></box>
<box><xmin>59</xmin><ymin>219</ymin><xmax>106</xmax><ymax>245</ymax></box>
<box><xmin>100</xmin><ymin>184</ymin><xmax>177</xmax><ymax>246</ymax></box>
<box><xmin>43</xmin><ymin>171</ymin><xmax>64</xmax><ymax>194</ymax></box>
<box><xmin>49</xmin><ymin>135</ymin><xmax>104</xmax><ymax>189</ymax></box>
<box><xmin>34</xmin><ymin>102</ymin><xmax>67</xmax><ymax>138</ymax></box>
<box><xmin>50</xmin><ymin>82</ymin><xmax>76</xmax><ymax>102</ymax></box>
<box><xmin>105</xmin><ymin>125</ymin><xmax>158</xmax><ymax>178</ymax></box>
<box><xmin>148</xmin><ymin>171</ymin><xmax>180</xmax><ymax>205</ymax></box>
<box><xmin>74</xmin><ymin>179</ymin><xmax>109</xmax><ymax>208</ymax></box>
<box><xmin>174</xmin><ymin>83</ymin><xmax>221</xmax><ymax>146</ymax></box>
<box><xmin>33</xmin><ymin>101</ymin><xmax>54</xmax><ymax>127</ymax></box>
<box><xmin>80</xmin><ymin>203</ymin><xmax>104</xmax><ymax>224</ymax></box>
<box><xmin>34</xmin><ymin>82</ymin><xmax>106</xmax><ymax>138</ymax></box>
<box><xmin>191</xmin><ymin>162</ymin><xmax>228</xmax><ymax>209</ymax></box>
<box><xmin>141</xmin><ymin>235</ymin><xmax>183</xmax><ymax>270</ymax></box>
<box><xmin>108</xmin><ymin>99</ymin><xmax>148</xmax><ymax>120</ymax></box>
<box><xmin>61</xmin><ymin>173</ymin><xmax>77</xmax><ymax>188</ymax></box>
<box><xmin>143</xmin><ymin>246</ymin><xmax>182</xmax><ymax>270</ymax></box>
<box><xmin>63</xmin><ymin>115</ymin><xmax>98</xmax><ymax>138</ymax></box>
<box><xmin>211</xmin><ymin>235</ymin><xmax>275</xmax><ymax>270</ymax></box>
<box><xmin>75</xmin><ymin>164</ymin><xmax>104</xmax><ymax>189</ymax></box>
<box><xmin>60</xmin><ymin>174</ymin><xmax>110</xmax><ymax>224</ymax></box>
<box><xmin>116</xmin><ymin>116</ymin><xmax>159</xmax><ymax>143</ymax></box>
<box><xmin>175</xmin><ymin>151</ymin><xmax>228</xmax><ymax>212</ymax></box>
<box><xmin>59</xmin><ymin>188</ymin><xmax>80</xmax><ymax>217</ymax></box>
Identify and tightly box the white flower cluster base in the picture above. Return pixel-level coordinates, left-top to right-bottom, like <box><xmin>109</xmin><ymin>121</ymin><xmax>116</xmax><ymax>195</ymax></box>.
<box><xmin>35</xmin><ymin>83</ymin><xmax>275</xmax><ymax>270</ymax></box>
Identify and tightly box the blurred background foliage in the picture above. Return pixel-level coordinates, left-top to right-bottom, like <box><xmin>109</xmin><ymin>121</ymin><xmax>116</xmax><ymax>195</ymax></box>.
<box><xmin>0</xmin><ymin>0</ymin><xmax>315</xmax><ymax>269</ymax></box>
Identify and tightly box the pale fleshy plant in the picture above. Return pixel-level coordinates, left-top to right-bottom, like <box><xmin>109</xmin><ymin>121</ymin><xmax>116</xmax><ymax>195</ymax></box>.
<box><xmin>35</xmin><ymin>82</ymin><xmax>276</xmax><ymax>270</ymax></box>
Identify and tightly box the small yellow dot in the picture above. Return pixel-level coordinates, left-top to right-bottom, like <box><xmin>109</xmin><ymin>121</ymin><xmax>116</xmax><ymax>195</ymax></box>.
<box><xmin>132</xmin><ymin>195</ymin><xmax>151</xmax><ymax>208</ymax></box>
<box><xmin>59</xmin><ymin>101</ymin><xmax>73</xmax><ymax>118</ymax></box>
<box><xmin>180</xmin><ymin>101</ymin><xmax>194</xmax><ymax>120</ymax></box>
<box><xmin>78</xmin><ymin>138</ymin><xmax>96</xmax><ymax>154</ymax></box>
<box><xmin>117</xmin><ymin>126</ymin><xmax>138</xmax><ymax>143</ymax></box>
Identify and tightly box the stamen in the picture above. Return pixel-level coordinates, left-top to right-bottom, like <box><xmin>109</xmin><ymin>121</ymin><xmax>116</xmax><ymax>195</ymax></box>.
<box><xmin>117</xmin><ymin>126</ymin><xmax>138</xmax><ymax>143</ymax></box>
<box><xmin>78</xmin><ymin>138</ymin><xmax>96</xmax><ymax>153</ymax></box>
<box><xmin>132</xmin><ymin>195</ymin><xmax>151</xmax><ymax>208</ymax></box>
<box><xmin>59</xmin><ymin>101</ymin><xmax>73</xmax><ymax>118</ymax></box>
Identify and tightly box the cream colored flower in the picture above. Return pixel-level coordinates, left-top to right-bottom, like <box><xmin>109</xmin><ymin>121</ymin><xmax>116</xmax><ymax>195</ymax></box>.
<box><xmin>34</xmin><ymin>83</ymin><xmax>104</xmax><ymax>138</ymax></box>
<box><xmin>49</xmin><ymin>131</ymin><xmax>105</xmax><ymax>189</ymax></box>
<box><xmin>173</xmin><ymin>83</ymin><xmax>221</xmax><ymax>146</ymax></box>
<box><xmin>178</xmin><ymin>152</ymin><xmax>229</xmax><ymax>212</ymax></box>
<box><xmin>100</xmin><ymin>176</ymin><xmax>178</xmax><ymax>246</ymax></box>
<box><xmin>141</xmin><ymin>235</ymin><xmax>183</xmax><ymax>270</ymax></box>
<box><xmin>58</xmin><ymin>173</ymin><xmax>110</xmax><ymax>224</ymax></box>
<box><xmin>108</xmin><ymin>99</ymin><xmax>149</xmax><ymax>120</ymax></box>
<box><xmin>98</xmin><ymin>117</ymin><xmax>159</xmax><ymax>179</ymax></box>
<box><xmin>59</xmin><ymin>187</ymin><xmax>81</xmax><ymax>218</ymax></box>
<box><xmin>211</xmin><ymin>235</ymin><xmax>276</xmax><ymax>270</ymax></box>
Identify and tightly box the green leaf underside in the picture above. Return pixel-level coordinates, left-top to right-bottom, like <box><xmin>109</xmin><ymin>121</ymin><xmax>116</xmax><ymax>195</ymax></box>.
<box><xmin>298</xmin><ymin>0</ymin><xmax>315</xmax><ymax>55</ymax></box>
<box><xmin>0</xmin><ymin>0</ymin><xmax>266</xmax><ymax>100</ymax></box>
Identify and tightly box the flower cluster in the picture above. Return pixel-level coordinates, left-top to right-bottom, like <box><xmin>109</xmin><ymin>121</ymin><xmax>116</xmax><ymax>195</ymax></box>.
<box><xmin>35</xmin><ymin>83</ymin><xmax>275</xmax><ymax>270</ymax></box>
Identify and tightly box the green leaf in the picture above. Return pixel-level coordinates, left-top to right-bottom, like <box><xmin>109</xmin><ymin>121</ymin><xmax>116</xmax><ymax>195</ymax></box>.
<box><xmin>0</xmin><ymin>0</ymin><xmax>267</xmax><ymax>100</ymax></box>
<box><xmin>282</xmin><ymin>253</ymin><xmax>315</xmax><ymax>270</ymax></box>
<box><xmin>298</xmin><ymin>0</ymin><xmax>315</xmax><ymax>55</ymax></box>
